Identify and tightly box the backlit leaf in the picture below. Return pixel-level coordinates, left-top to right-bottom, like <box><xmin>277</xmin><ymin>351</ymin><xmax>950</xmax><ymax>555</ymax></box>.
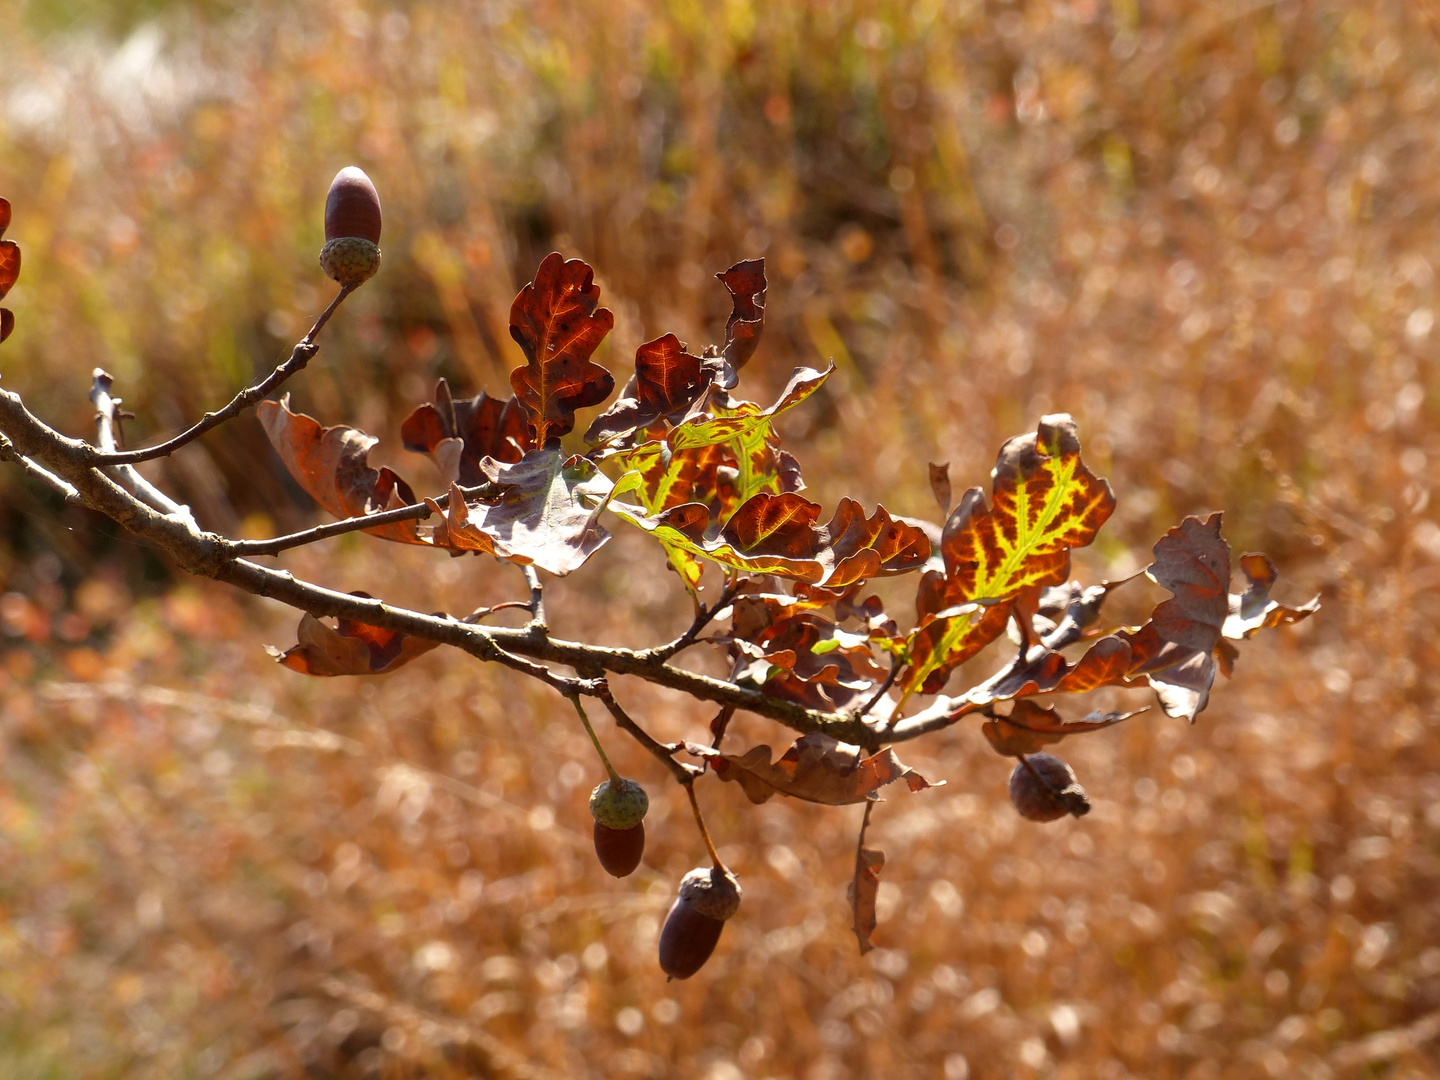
<box><xmin>508</xmin><ymin>253</ymin><xmax>615</xmax><ymax>447</ymax></box>
<box><xmin>258</xmin><ymin>396</ymin><xmax>424</xmax><ymax>545</ymax></box>
<box><xmin>667</xmin><ymin>364</ymin><xmax>831</xmax><ymax>505</ymax></box>
<box><xmin>900</xmin><ymin>414</ymin><xmax>1115</xmax><ymax>694</ymax></box>
<box><xmin>584</xmin><ymin>333</ymin><xmax>709</xmax><ymax>445</ymax></box>
<box><xmin>608</xmin><ymin>492</ymin><xmax>928</xmax><ymax>586</ymax></box>
<box><xmin>422</xmin><ymin>448</ymin><xmax>612</xmax><ymax>576</ymax></box>
<box><xmin>1224</xmin><ymin>551</ymin><xmax>1320</xmax><ymax>638</ymax></box>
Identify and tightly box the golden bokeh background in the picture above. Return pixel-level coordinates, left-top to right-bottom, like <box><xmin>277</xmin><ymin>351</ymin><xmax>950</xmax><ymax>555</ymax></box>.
<box><xmin>0</xmin><ymin>1</ymin><xmax>1437</xmax><ymax>1078</ymax></box>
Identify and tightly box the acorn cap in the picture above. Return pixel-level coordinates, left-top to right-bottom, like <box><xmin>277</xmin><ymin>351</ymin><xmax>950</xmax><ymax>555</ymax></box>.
<box><xmin>589</xmin><ymin>777</ymin><xmax>649</xmax><ymax>831</ymax></box>
<box><xmin>676</xmin><ymin>864</ymin><xmax>742</xmax><ymax>921</ymax></box>
<box><xmin>324</xmin><ymin>166</ymin><xmax>382</xmax><ymax>244</ymax></box>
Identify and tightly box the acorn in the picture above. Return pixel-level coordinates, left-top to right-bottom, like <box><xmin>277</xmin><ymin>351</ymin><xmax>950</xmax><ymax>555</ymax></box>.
<box><xmin>657</xmin><ymin>865</ymin><xmax>741</xmax><ymax>980</ymax></box>
<box><xmin>590</xmin><ymin>777</ymin><xmax>648</xmax><ymax>877</ymax></box>
<box><xmin>1008</xmin><ymin>753</ymin><xmax>1091</xmax><ymax>823</ymax></box>
<box><xmin>319</xmin><ymin>166</ymin><xmax>382</xmax><ymax>287</ymax></box>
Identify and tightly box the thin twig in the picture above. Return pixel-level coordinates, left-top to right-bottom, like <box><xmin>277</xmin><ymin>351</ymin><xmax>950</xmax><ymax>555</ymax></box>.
<box><xmin>230</xmin><ymin>482</ymin><xmax>496</xmax><ymax>557</ymax></box>
<box><xmin>90</xmin><ymin>369</ymin><xmax>198</xmax><ymax>530</ymax></box>
<box><xmin>644</xmin><ymin>577</ymin><xmax>742</xmax><ymax>662</ymax></box>
<box><xmin>90</xmin><ymin>285</ymin><xmax>352</xmax><ymax>466</ymax></box>
<box><xmin>523</xmin><ymin>565</ymin><xmax>547</xmax><ymax>633</ymax></box>
<box><xmin>856</xmin><ymin>656</ymin><xmax>900</xmax><ymax>718</ymax></box>
<box><xmin>0</xmin><ymin>433</ymin><xmax>79</xmax><ymax>501</ymax></box>
<box><xmin>595</xmin><ymin>681</ymin><xmax>702</xmax><ymax>785</ymax></box>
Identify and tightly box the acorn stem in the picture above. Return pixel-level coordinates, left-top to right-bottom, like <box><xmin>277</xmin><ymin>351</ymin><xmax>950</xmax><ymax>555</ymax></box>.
<box><xmin>686</xmin><ymin>783</ymin><xmax>725</xmax><ymax>871</ymax></box>
<box><xmin>303</xmin><ymin>283</ymin><xmax>354</xmax><ymax>345</ymax></box>
<box><xmin>571</xmin><ymin>696</ymin><xmax>622</xmax><ymax>785</ymax></box>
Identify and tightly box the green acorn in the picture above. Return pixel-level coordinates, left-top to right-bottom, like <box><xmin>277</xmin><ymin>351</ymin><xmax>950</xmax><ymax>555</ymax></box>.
<box><xmin>590</xmin><ymin>777</ymin><xmax>648</xmax><ymax>877</ymax></box>
<box><xmin>319</xmin><ymin>167</ymin><xmax>382</xmax><ymax>287</ymax></box>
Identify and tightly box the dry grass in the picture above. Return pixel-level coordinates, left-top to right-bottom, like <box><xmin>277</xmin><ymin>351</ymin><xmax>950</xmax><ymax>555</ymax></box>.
<box><xmin>0</xmin><ymin>1</ymin><xmax>1438</xmax><ymax>1077</ymax></box>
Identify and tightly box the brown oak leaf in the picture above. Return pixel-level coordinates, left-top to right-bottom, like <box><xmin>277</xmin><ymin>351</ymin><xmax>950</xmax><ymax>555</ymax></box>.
<box><xmin>269</xmin><ymin>596</ymin><xmax>440</xmax><ymax>676</ymax></box>
<box><xmin>688</xmin><ymin>732</ymin><xmax>935</xmax><ymax>805</ymax></box>
<box><xmin>258</xmin><ymin>395</ymin><xmax>424</xmax><ymax>545</ymax></box>
<box><xmin>509</xmin><ymin>253</ymin><xmax>615</xmax><ymax>447</ymax></box>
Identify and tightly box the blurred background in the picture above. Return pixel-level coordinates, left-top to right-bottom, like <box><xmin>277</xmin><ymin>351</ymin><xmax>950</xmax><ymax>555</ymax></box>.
<box><xmin>0</xmin><ymin>0</ymin><xmax>1437</xmax><ymax>1077</ymax></box>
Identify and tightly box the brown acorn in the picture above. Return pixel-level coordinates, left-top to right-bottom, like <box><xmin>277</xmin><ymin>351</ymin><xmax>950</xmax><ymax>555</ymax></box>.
<box><xmin>593</xmin><ymin>820</ymin><xmax>646</xmax><ymax>878</ymax></box>
<box><xmin>319</xmin><ymin>167</ymin><xmax>382</xmax><ymax>287</ymax></box>
<box><xmin>657</xmin><ymin>865</ymin><xmax>741</xmax><ymax>980</ymax></box>
<box><xmin>589</xmin><ymin>777</ymin><xmax>648</xmax><ymax>877</ymax></box>
<box><xmin>1008</xmin><ymin>753</ymin><xmax>1091</xmax><ymax>823</ymax></box>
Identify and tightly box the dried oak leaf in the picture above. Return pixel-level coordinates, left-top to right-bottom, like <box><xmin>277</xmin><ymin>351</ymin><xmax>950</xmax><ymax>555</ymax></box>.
<box><xmin>509</xmin><ymin>253</ymin><xmax>615</xmax><ymax>447</ymax></box>
<box><xmin>900</xmin><ymin>414</ymin><xmax>1115</xmax><ymax>694</ymax></box>
<box><xmin>928</xmin><ymin>461</ymin><xmax>951</xmax><ymax>515</ymax></box>
<box><xmin>1149</xmin><ymin>512</ymin><xmax>1230</xmax><ymax>651</ymax></box>
<box><xmin>584</xmin><ymin>259</ymin><xmax>767</xmax><ymax>444</ymax></box>
<box><xmin>723</xmin><ymin>596</ymin><xmax>889</xmax><ymax>710</ymax></box>
<box><xmin>269</xmin><ymin>596</ymin><xmax>440</xmax><ymax>676</ymax></box>
<box><xmin>981</xmin><ymin>699</ymin><xmax>1145</xmax><ymax>757</ymax></box>
<box><xmin>1224</xmin><ymin>551</ymin><xmax>1320</xmax><ymax>638</ymax></box>
<box><xmin>688</xmin><ymin>732</ymin><xmax>934</xmax><ymax>805</ymax></box>
<box><xmin>718</xmin><ymin>258</ymin><xmax>767</xmax><ymax>380</ymax></box>
<box><xmin>954</xmin><ymin>513</ymin><xmax>1318</xmax><ymax>723</ymax></box>
<box><xmin>584</xmin><ymin>333</ymin><xmax>708</xmax><ymax>445</ymax></box>
<box><xmin>850</xmin><ymin>845</ymin><xmax>886</xmax><ymax>955</ymax></box>
<box><xmin>423</xmin><ymin>447</ymin><xmax>611</xmax><ymax>576</ymax></box>
<box><xmin>0</xmin><ymin>197</ymin><xmax>18</xmax><ymax>344</ymax></box>
<box><xmin>258</xmin><ymin>395</ymin><xmax>424</xmax><ymax>545</ymax></box>
<box><xmin>400</xmin><ymin>377</ymin><xmax>530</xmax><ymax>484</ymax></box>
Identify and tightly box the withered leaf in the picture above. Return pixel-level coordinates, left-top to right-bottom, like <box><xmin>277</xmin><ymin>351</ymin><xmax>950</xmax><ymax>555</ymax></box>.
<box><xmin>1224</xmin><ymin>551</ymin><xmax>1320</xmax><ymax>638</ymax></box>
<box><xmin>584</xmin><ymin>333</ymin><xmax>708</xmax><ymax>445</ymax></box>
<box><xmin>1149</xmin><ymin>512</ymin><xmax>1229</xmax><ymax>651</ymax></box>
<box><xmin>900</xmin><ymin>415</ymin><xmax>1115</xmax><ymax>694</ymax></box>
<box><xmin>717</xmin><ymin>258</ymin><xmax>767</xmax><ymax>380</ymax></box>
<box><xmin>422</xmin><ymin>448</ymin><xmax>612</xmax><ymax>576</ymax></box>
<box><xmin>509</xmin><ymin>253</ymin><xmax>616</xmax><ymax>447</ymax></box>
<box><xmin>688</xmin><ymin>732</ymin><xmax>935</xmax><ymax>806</ymax></box>
<box><xmin>401</xmin><ymin>378</ymin><xmax>530</xmax><ymax>484</ymax></box>
<box><xmin>723</xmin><ymin>595</ymin><xmax>888</xmax><ymax>710</ymax></box>
<box><xmin>269</xmin><ymin>596</ymin><xmax>441</xmax><ymax>676</ymax></box>
<box><xmin>0</xmin><ymin>197</ymin><xmax>17</xmax><ymax>345</ymax></box>
<box><xmin>928</xmin><ymin>462</ymin><xmax>951</xmax><ymax>515</ymax></box>
<box><xmin>584</xmin><ymin>259</ymin><xmax>767</xmax><ymax>444</ymax></box>
<box><xmin>850</xmin><ymin>845</ymin><xmax>886</xmax><ymax>955</ymax></box>
<box><xmin>981</xmin><ymin>700</ymin><xmax>1144</xmax><ymax>757</ymax></box>
<box><xmin>258</xmin><ymin>396</ymin><xmax>424</xmax><ymax>545</ymax></box>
